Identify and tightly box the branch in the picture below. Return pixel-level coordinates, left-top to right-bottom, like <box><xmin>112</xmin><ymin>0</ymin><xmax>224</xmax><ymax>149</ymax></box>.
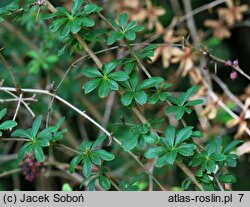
<box><xmin>0</xmin><ymin>52</ymin><xmax>19</xmax><ymax>90</ymax></box>
<box><xmin>176</xmin><ymin>161</ymin><xmax>204</xmax><ymax>191</ymax></box>
<box><xmin>3</xmin><ymin>90</ymin><xmax>35</xmax><ymax>118</ymax></box>
<box><xmin>0</xmin><ymin>168</ymin><xmax>21</xmax><ymax>178</ymax></box>
<box><xmin>177</xmin><ymin>0</ymin><xmax>227</xmax><ymax>26</ymax></box>
<box><xmin>211</xmin><ymin>74</ymin><xmax>244</xmax><ymax>110</ymax></box>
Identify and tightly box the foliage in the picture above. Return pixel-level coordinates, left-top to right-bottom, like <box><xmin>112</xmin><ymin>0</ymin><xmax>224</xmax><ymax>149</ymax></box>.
<box><xmin>11</xmin><ymin>116</ymin><xmax>66</xmax><ymax>162</ymax></box>
<box><xmin>0</xmin><ymin>108</ymin><xmax>17</xmax><ymax>136</ymax></box>
<box><xmin>107</xmin><ymin>13</ymin><xmax>144</xmax><ymax>45</ymax></box>
<box><xmin>0</xmin><ymin>0</ymin><xmax>249</xmax><ymax>191</ymax></box>
<box><xmin>45</xmin><ymin>0</ymin><xmax>102</xmax><ymax>39</ymax></box>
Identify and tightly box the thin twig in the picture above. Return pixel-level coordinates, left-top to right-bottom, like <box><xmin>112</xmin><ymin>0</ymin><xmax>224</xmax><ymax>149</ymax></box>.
<box><xmin>0</xmin><ymin>168</ymin><xmax>21</xmax><ymax>178</ymax></box>
<box><xmin>201</xmin><ymin>78</ymin><xmax>250</xmax><ymax>136</ymax></box>
<box><xmin>3</xmin><ymin>90</ymin><xmax>35</xmax><ymax>117</ymax></box>
<box><xmin>182</xmin><ymin>0</ymin><xmax>199</xmax><ymax>44</ymax></box>
<box><xmin>1</xmin><ymin>21</ymin><xmax>39</xmax><ymax>51</ymax></box>
<box><xmin>213</xmin><ymin>173</ymin><xmax>224</xmax><ymax>191</ymax></box>
<box><xmin>0</xmin><ymin>154</ymin><xmax>17</xmax><ymax>162</ymax></box>
<box><xmin>177</xmin><ymin>0</ymin><xmax>227</xmax><ymax>26</ymax></box>
<box><xmin>53</xmin><ymin>143</ymin><xmax>80</xmax><ymax>155</ymax></box>
<box><xmin>0</xmin><ymin>52</ymin><xmax>19</xmax><ymax>90</ymax></box>
<box><xmin>0</xmin><ymin>96</ymin><xmax>37</xmax><ymax>103</ymax></box>
<box><xmin>13</xmin><ymin>93</ymin><xmax>23</xmax><ymax>122</ymax></box>
<box><xmin>211</xmin><ymin>74</ymin><xmax>244</xmax><ymax>110</ymax></box>
<box><xmin>176</xmin><ymin>161</ymin><xmax>204</xmax><ymax>191</ymax></box>
<box><xmin>0</xmin><ymin>137</ymin><xmax>30</xmax><ymax>142</ymax></box>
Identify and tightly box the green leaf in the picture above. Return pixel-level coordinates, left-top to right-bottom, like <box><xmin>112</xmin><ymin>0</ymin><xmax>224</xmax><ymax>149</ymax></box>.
<box><xmin>159</xmin><ymin>92</ymin><xmax>171</xmax><ymax>101</ymax></box>
<box><xmin>200</xmin><ymin>174</ymin><xmax>212</xmax><ymax>184</ymax></box>
<box><xmin>164</xmin><ymin>150</ymin><xmax>177</xmax><ymax>165</ymax></box>
<box><xmin>124</xmin><ymin>62</ymin><xmax>134</xmax><ymax>74</ymax></box>
<box><xmin>52</xmin><ymin>132</ymin><xmax>64</xmax><ymax>142</ymax></box>
<box><xmin>98</xmin><ymin>80</ymin><xmax>110</xmax><ymax>98</ymax></box>
<box><xmin>109</xmin><ymin>71</ymin><xmax>129</xmax><ymax>81</ymax></box>
<box><xmin>55</xmin><ymin>117</ymin><xmax>65</xmax><ymax>130</ymax></box>
<box><xmin>225</xmin><ymin>154</ymin><xmax>238</xmax><ymax>167</ymax></box>
<box><xmin>33</xmin><ymin>143</ymin><xmax>45</xmax><ymax>162</ymax></box>
<box><xmin>103</xmin><ymin>61</ymin><xmax>119</xmax><ymax>75</ymax></box>
<box><xmin>94</xmin><ymin>149</ymin><xmax>115</xmax><ymax>161</ymax></box>
<box><xmin>123</xmin><ymin>135</ymin><xmax>138</xmax><ymax>151</ymax></box>
<box><xmin>211</xmin><ymin>153</ymin><xmax>226</xmax><ymax>162</ymax></box>
<box><xmin>46</xmin><ymin>55</ymin><xmax>58</xmax><ymax>63</ymax></box>
<box><xmin>175</xmin><ymin>126</ymin><xmax>193</xmax><ymax>146</ymax></box>
<box><xmin>155</xmin><ymin>150</ymin><xmax>177</xmax><ymax>166</ymax></box>
<box><xmin>69</xmin><ymin>18</ymin><xmax>82</xmax><ymax>34</ymax></box>
<box><xmin>206</xmin><ymin>159</ymin><xmax>216</xmax><ymax>172</ymax></box>
<box><xmin>0</xmin><ymin>108</ymin><xmax>7</xmax><ymax>120</ymax></box>
<box><xmin>164</xmin><ymin>125</ymin><xmax>176</xmax><ymax>147</ymax></box>
<box><xmin>11</xmin><ymin>129</ymin><xmax>32</xmax><ymax>139</ymax></box>
<box><xmin>62</xmin><ymin>183</ymin><xmax>72</xmax><ymax>191</ymax></box>
<box><xmin>182</xmin><ymin>178</ymin><xmax>192</xmax><ymax>190</ymax></box>
<box><xmin>137</xmin><ymin>77</ymin><xmax>164</xmax><ymax>90</ymax></box>
<box><xmin>69</xmin><ymin>155</ymin><xmax>83</xmax><ymax>173</ymax></box>
<box><xmin>0</xmin><ymin>120</ymin><xmax>17</xmax><ymax>130</ymax></box>
<box><xmin>108</xmin><ymin>19</ymin><xmax>120</xmax><ymax>30</ymax></box>
<box><xmin>219</xmin><ymin>174</ymin><xmax>236</xmax><ymax>183</ymax></box>
<box><xmin>27</xmin><ymin>50</ymin><xmax>39</xmax><ymax>59</ymax></box>
<box><xmin>144</xmin><ymin>146</ymin><xmax>166</xmax><ymax>159</ymax></box>
<box><xmin>129</xmin><ymin>72</ymin><xmax>139</xmax><ymax>90</ymax></box>
<box><xmin>130</xmin><ymin>25</ymin><xmax>144</xmax><ymax>32</ymax></box>
<box><xmin>223</xmin><ymin>140</ymin><xmax>243</xmax><ymax>154</ymax></box>
<box><xmin>180</xmin><ymin>86</ymin><xmax>200</xmax><ymax>106</ymax></box>
<box><xmin>31</xmin><ymin>116</ymin><xmax>42</xmax><ymax>138</ymax></box>
<box><xmin>121</xmin><ymin>92</ymin><xmax>134</xmax><ymax>106</ymax></box>
<box><xmin>71</xmin><ymin>0</ymin><xmax>84</xmax><ymax>15</ymax></box>
<box><xmin>155</xmin><ymin>153</ymin><xmax>168</xmax><ymax>167</ymax></box>
<box><xmin>60</xmin><ymin>21</ymin><xmax>71</xmax><ymax>38</ymax></box>
<box><xmin>91</xmin><ymin>135</ymin><xmax>107</xmax><ymax>149</ymax></box>
<box><xmin>87</xmin><ymin>178</ymin><xmax>96</xmax><ymax>191</ymax></box>
<box><xmin>17</xmin><ymin>142</ymin><xmax>33</xmax><ymax>162</ymax></box>
<box><xmin>90</xmin><ymin>153</ymin><xmax>101</xmax><ymax>165</ymax></box>
<box><xmin>126</xmin><ymin>21</ymin><xmax>136</xmax><ymax>30</ymax></box>
<box><xmin>128</xmin><ymin>173</ymin><xmax>145</xmax><ymax>186</ymax></box>
<box><xmin>37</xmin><ymin>138</ymin><xmax>50</xmax><ymax>147</ymax></box>
<box><xmin>82</xmin><ymin>67</ymin><xmax>102</xmax><ymax>78</ymax></box>
<box><xmin>118</xmin><ymin>13</ymin><xmax>128</xmax><ymax>30</ymax></box>
<box><xmin>80</xmin><ymin>141</ymin><xmax>93</xmax><ymax>151</ymax></box>
<box><xmin>125</xmin><ymin>30</ymin><xmax>136</xmax><ymax>41</ymax></box>
<box><xmin>184</xmin><ymin>99</ymin><xmax>203</xmax><ymax>107</ymax></box>
<box><xmin>99</xmin><ymin>175</ymin><xmax>111</xmax><ymax>190</ymax></box>
<box><xmin>84</xmin><ymin>4</ymin><xmax>99</xmax><ymax>14</ymax></box>
<box><xmin>134</xmin><ymin>91</ymin><xmax>147</xmax><ymax>105</ymax></box>
<box><xmin>165</xmin><ymin>106</ymin><xmax>178</xmax><ymax>115</ymax></box>
<box><xmin>191</xmin><ymin>131</ymin><xmax>203</xmax><ymax>138</ymax></box>
<box><xmin>83</xmin><ymin>78</ymin><xmax>102</xmax><ymax>94</ymax></box>
<box><xmin>143</xmin><ymin>131</ymin><xmax>158</xmax><ymax>144</ymax></box>
<box><xmin>37</xmin><ymin>127</ymin><xmax>53</xmax><ymax>140</ymax></box>
<box><xmin>83</xmin><ymin>156</ymin><xmax>92</xmax><ymax>177</ymax></box>
<box><xmin>175</xmin><ymin>107</ymin><xmax>186</xmax><ymax>120</ymax></box>
<box><xmin>190</xmin><ymin>157</ymin><xmax>204</xmax><ymax>167</ymax></box>
<box><xmin>107</xmin><ymin>31</ymin><xmax>124</xmax><ymax>45</ymax></box>
<box><xmin>177</xmin><ymin>144</ymin><xmax>196</xmax><ymax>156</ymax></box>
<box><xmin>167</xmin><ymin>96</ymin><xmax>179</xmax><ymax>105</ymax></box>
<box><xmin>81</xmin><ymin>17</ymin><xmax>95</xmax><ymax>27</ymax></box>
<box><xmin>108</xmin><ymin>79</ymin><xmax>119</xmax><ymax>91</ymax></box>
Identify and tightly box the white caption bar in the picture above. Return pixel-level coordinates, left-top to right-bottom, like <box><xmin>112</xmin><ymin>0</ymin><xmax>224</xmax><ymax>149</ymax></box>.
<box><xmin>0</xmin><ymin>191</ymin><xmax>249</xmax><ymax>207</ymax></box>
